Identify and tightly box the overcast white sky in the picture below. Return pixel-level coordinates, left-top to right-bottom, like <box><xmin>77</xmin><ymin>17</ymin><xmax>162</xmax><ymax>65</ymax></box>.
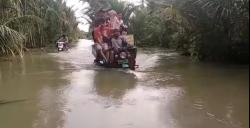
<box><xmin>65</xmin><ymin>0</ymin><xmax>142</xmax><ymax>32</ymax></box>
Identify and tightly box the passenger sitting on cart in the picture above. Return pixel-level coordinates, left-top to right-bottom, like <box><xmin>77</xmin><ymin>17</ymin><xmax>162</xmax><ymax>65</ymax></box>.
<box><xmin>100</xmin><ymin>20</ymin><xmax>112</xmax><ymax>62</ymax></box>
<box><xmin>120</xmin><ymin>25</ymin><xmax>133</xmax><ymax>48</ymax></box>
<box><xmin>111</xmin><ymin>29</ymin><xmax>128</xmax><ymax>52</ymax></box>
<box><xmin>108</xmin><ymin>10</ymin><xmax>120</xmax><ymax>30</ymax></box>
<box><xmin>110</xmin><ymin>29</ymin><xmax>129</xmax><ymax>63</ymax></box>
<box><xmin>93</xmin><ymin>20</ymin><xmax>108</xmax><ymax>63</ymax></box>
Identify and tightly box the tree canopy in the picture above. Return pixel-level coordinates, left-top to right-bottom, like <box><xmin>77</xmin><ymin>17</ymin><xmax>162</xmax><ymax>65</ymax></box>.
<box><xmin>83</xmin><ymin>0</ymin><xmax>249</xmax><ymax>63</ymax></box>
<box><xmin>0</xmin><ymin>0</ymin><xmax>81</xmax><ymax>56</ymax></box>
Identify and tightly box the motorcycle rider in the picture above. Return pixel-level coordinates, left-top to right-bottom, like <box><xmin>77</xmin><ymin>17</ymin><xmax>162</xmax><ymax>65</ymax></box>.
<box><xmin>120</xmin><ymin>25</ymin><xmax>131</xmax><ymax>48</ymax></box>
<box><xmin>56</xmin><ymin>35</ymin><xmax>69</xmax><ymax>50</ymax></box>
<box><xmin>110</xmin><ymin>29</ymin><xmax>129</xmax><ymax>63</ymax></box>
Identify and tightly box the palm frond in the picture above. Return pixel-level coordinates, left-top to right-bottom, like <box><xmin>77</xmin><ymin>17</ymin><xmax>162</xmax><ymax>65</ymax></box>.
<box><xmin>3</xmin><ymin>15</ymin><xmax>43</xmax><ymax>25</ymax></box>
<box><xmin>0</xmin><ymin>25</ymin><xmax>25</xmax><ymax>56</ymax></box>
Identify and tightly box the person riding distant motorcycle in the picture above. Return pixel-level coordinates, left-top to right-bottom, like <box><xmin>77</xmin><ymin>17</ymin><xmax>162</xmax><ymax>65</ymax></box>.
<box><xmin>56</xmin><ymin>34</ymin><xmax>69</xmax><ymax>50</ymax></box>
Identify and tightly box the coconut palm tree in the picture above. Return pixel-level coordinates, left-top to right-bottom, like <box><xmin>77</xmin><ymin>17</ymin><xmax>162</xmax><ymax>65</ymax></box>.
<box><xmin>0</xmin><ymin>0</ymin><xmax>81</xmax><ymax>56</ymax></box>
<box><xmin>81</xmin><ymin>0</ymin><xmax>137</xmax><ymax>27</ymax></box>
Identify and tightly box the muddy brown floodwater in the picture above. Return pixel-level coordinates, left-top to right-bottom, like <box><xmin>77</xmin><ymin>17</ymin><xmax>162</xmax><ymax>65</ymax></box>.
<box><xmin>0</xmin><ymin>39</ymin><xmax>249</xmax><ymax>128</ymax></box>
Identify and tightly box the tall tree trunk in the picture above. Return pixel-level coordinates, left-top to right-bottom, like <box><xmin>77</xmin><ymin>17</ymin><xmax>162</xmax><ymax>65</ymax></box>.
<box><xmin>141</xmin><ymin>0</ymin><xmax>145</xmax><ymax>8</ymax></box>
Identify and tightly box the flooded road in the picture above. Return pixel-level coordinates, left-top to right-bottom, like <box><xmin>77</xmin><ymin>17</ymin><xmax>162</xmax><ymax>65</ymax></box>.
<box><xmin>0</xmin><ymin>39</ymin><xmax>249</xmax><ymax>128</ymax></box>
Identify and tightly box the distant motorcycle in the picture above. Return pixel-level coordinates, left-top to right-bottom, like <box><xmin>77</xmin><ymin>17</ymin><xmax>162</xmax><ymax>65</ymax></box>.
<box><xmin>57</xmin><ymin>42</ymin><xmax>66</xmax><ymax>52</ymax></box>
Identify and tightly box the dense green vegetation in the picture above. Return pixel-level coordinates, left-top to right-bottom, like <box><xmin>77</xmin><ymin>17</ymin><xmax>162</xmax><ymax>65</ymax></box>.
<box><xmin>81</xmin><ymin>0</ymin><xmax>136</xmax><ymax>30</ymax></box>
<box><xmin>0</xmin><ymin>0</ymin><xmax>81</xmax><ymax>57</ymax></box>
<box><xmin>83</xmin><ymin>0</ymin><xmax>249</xmax><ymax>63</ymax></box>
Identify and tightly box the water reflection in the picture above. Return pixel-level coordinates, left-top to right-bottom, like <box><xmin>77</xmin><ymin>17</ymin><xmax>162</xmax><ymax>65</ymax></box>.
<box><xmin>33</xmin><ymin>86</ymin><xmax>68</xmax><ymax>128</ymax></box>
<box><xmin>155</xmin><ymin>54</ymin><xmax>249</xmax><ymax>128</ymax></box>
<box><xmin>0</xmin><ymin>40</ymin><xmax>248</xmax><ymax>128</ymax></box>
<box><xmin>93</xmin><ymin>70</ymin><xmax>137</xmax><ymax>99</ymax></box>
<box><xmin>0</xmin><ymin>52</ymin><xmax>70</xmax><ymax>128</ymax></box>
